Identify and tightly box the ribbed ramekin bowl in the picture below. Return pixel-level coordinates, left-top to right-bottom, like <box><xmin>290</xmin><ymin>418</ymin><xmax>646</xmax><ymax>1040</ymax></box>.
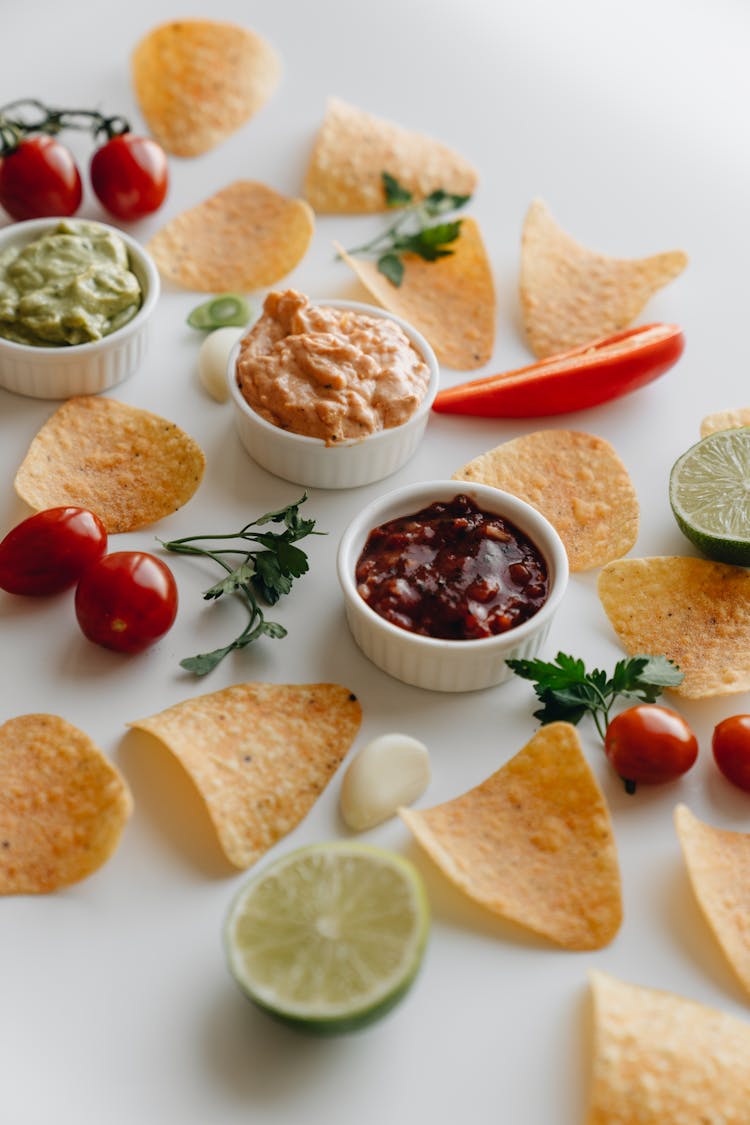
<box><xmin>227</xmin><ymin>300</ymin><xmax>439</xmax><ymax>490</ymax></box>
<box><xmin>337</xmin><ymin>480</ymin><xmax>569</xmax><ymax>693</ymax></box>
<box><xmin>0</xmin><ymin>217</ymin><xmax>159</xmax><ymax>399</ymax></box>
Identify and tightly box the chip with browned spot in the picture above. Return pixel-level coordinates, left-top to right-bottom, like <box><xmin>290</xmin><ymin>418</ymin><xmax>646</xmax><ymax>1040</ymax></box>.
<box><xmin>147</xmin><ymin>181</ymin><xmax>314</xmax><ymax>293</ymax></box>
<box><xmin>129</xmin><ymin>683</ymin><xmax>362</xmax><ymax>869</ymax></box>
<box><xmin>452</xmin><ymin>429</ymin><xmax>638</xmax><ymax>571</ymax></box>
<box><xmin>14</xmin><ymin>396</ymin><xmax>205</xmax><ymax>533</ymax></box>
<box><xmin>336</xmin><ymin>217</ymin><xmax>495</xmax><ymax>370</ymax></box>
<box><xmin>399</xmin><ymin>722</ymin><xmax>622</xmax><ymax>950</ymax></box>
<box><xmin>701</xmin><ymin>408</ymin><xmax>750</xmax><ymax>436</ymax></box>
<box><xmin>304</xmin><ymin>97</ymin><xmax>478</xmax><ymax>214</ymax></box>
<box><xmin>675</xmin><ymin>804</ymin><xmax>750</xmax><ymax>999</ymax></box>
<box><xmin>598</xmin><ymin>556</ymin><xmax>750</xmax><ymax>698</ymax></box>
<box><xmin>520</xmin><ymin>199</ymin><xmax>688</xmax><ymax>359</ymax></box>
<box><xmin>586</xmin><ymin>970</ymin><xmax>750</xmax><ymax>1123</ymax></box>
<box><xmin>131</xmin><ymin>20</ymin><xmax>281</xmax><ymax>157</ymax></box>
<box><xmin>0</xmin><ymin>714</ymin><xmax>132</xmax><ymax>895</ymax></box>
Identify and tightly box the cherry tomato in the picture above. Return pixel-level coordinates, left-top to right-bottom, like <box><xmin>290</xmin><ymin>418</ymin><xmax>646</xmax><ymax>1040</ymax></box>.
<box><xmin>89</xmin><ymin>134</ymin><xmax>168</xmax><ymax>221</ymax></box>
<box><xmin>0</xmin><ymin>507</ymin><xmax>107</xmax><ymax>596</ymax></box>
<box><xmin>712</xmin><ymin>716</ymin><xmax>750</xmax><ymax>793</ymax></box>
<box><xmin>0</xmin><ymin>135</ymin><xmax>82</xmax><ymax>220</ymax></box>
<box><xmin>604</xmin><ymin>704</ymin><xmax>698</xmax><ymax>791</ymax></box>
<box><xmin>74</xmin><ymin>551</ymin><xmax>178</xmax><ymax>654</ymax></box>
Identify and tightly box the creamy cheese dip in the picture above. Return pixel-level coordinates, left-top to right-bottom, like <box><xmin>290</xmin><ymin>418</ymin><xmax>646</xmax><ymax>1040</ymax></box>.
<box><xmin>235</xmin><ymin>290</ymin><xmax>430</xmax><ymax>445</ymax></box>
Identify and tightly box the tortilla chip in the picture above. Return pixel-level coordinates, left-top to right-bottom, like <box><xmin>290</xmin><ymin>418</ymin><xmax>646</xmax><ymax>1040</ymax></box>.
<box><xmin>452</xmin><ymin>429</ymin><xmax>638</xmax><ymax>571</ymax></box>
<box><xmin>0</xmin><ymin>714</ymin><xmax>132</xmax><ymax>894</ymax></box>
<box><xmin>14</xmin><ymin>396</ymin><xmax>205</xmax><ymax>534</ymax></box>
<box><xmin>337</xmin><ymin>217</ymin><xmax>495</xmax><ymax>370</ymax></box>
<box><xmin>129</xmin><ymin>683</ymin><xmax>362</xmax><ymax>869</ymax></box>
<box><xmin>304</xmin><ymin>97</ymin><xmax>478</xmax><ymax>214</ymax></box>
<box><xmin>399</xmin><ymin>722</ymin><xmax>621</xmax><ymax>950</ymax></box>
<box><xmin>675</xmin><ymin>804</ymin><xmax>750</xmax><ymax>999</ymax></box>
<box><xmin>147</xmin><ymin>181</ymin><xmax>314</xmax><ymax>293</ymax></box>
<box><xmin>586</xmin><ymin>970</ymin><xmax>750</xmax><ymax>1124</ymax></box>
<box><xmin>521</xmin><ymin>199</ymin><xmax>688</xmax><ymax>359</ymax></box>
<box><xmin>701</xmin><ymin>408</ymin><xmax>750</xmax><ymax>437</ymax></box>
<box><xmin>131</xmin><ymin>20</ymin><xmax>280</xmax><ymax>157</ymax></box>
<box><xmin>598</xmin><ymin>556</ymin><xmax>750</xmax><ymax>698</ymax></box>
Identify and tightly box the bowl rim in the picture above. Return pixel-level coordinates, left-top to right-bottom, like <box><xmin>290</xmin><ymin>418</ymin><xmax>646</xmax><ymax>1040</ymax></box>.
<box><xmin>0</xmin><ymin>215</ymin><xmax>160</xmax><ymax>355</ymax></box>
<box><xmin>337</xmin><ymin>478</ymin><xmax>569</xmax><ymax>652</ymax></box>
<box><xmin>226</xmin><ymin>296</ymin><xmax>440</xmax><ymax>449</ymax></box>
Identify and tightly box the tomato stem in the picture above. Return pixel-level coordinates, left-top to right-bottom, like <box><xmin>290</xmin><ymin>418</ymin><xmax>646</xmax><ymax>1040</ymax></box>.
<box><xmin>0</xmin><ymin>98</ymin><xmax>131</xmax><ymax>154</ymax></box>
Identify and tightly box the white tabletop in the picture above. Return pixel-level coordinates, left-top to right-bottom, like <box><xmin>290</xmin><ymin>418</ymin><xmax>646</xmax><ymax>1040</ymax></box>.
<box><xmin>2</xmin><ymin>1</ymin><xmax>749</xmax><ymax>1122</ymax></box>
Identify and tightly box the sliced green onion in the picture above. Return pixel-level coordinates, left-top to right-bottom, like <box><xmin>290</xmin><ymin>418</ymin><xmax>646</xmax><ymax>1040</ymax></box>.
<box><xmin>187</xmin><ymin>294</ymin><xmax>250</xmax><ymax>330</ymax></box>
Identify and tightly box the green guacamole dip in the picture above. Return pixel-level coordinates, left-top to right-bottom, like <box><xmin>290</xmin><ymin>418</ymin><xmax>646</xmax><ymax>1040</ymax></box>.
<box><xmin>0</xmin><ymin>220</ymin><xmax>143</xmax><ymax>347</ymax></box>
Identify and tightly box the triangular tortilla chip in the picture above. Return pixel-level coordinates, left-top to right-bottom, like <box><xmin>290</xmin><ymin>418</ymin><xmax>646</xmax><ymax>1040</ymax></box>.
<box><xmin>14</xmin><ymin>396</ymin><xmax>205</xmax><ymax>533</ymax></box>
<box><xmin>399</xmin><ymin>722</ymin><xmax>622</xmax><ymax>950</ymax></box>
<box><xmin>598</xmin><ymin>556</ymin><xmax>750</xmax><ymax>698</ymax></box>
<box><xmin>147</xmin><ymin>181</ymin><xmax>314</xmax><ymax>292</ymax></box>
<box><xmin>131</xmin><ymin>20</ymin><xmax>280</xmax><ymax>157</ymax></box>
<box><xmin>337</xmin><ymin>217</ymin><xmax>495</xmax><ymax>370</ymax></box>
<box><xmin>304</xmin><ymin>97</ymin><xmax>478</xmax><ymax>214</ymax></box>
<box><xmin>675</xmin><ymin>804</ymin><xmax>750</xmax><ymax>999</ymax></box>
<box><xmin>586</xmin><ymin>970</ymin><xmax>750</xmax><ymax>1124</ymax></box>
<box><xmin>521</xmin><ymin>199</ymin><xmax>688</xmax><ymax>359</ymax></box>
<box><xmin>0</xmin><ymin>714</ymin><xmax>132</xmax><ymax>895</ymax></box>
<box><xmin>453</xmin><ymin>429</ymin><xmax>638</xmax><ymax>571</ymax></box>
<box><xmin>129</xmin><ymin>683</ymin><xmax>362</xmax><ymax>869</ymax></box>
<box><xmin>701</xmin><ymin>407</ymin><xmax>750</xmax><ymax>437</ymax></box>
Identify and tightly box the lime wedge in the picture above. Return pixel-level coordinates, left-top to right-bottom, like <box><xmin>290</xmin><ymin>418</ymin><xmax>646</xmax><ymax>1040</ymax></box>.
<box><xmin>669</xmin><ymin>427</ymin><xmax>750</xmax><ymax>565</ymax></box>
<box><xmin>224</xmin><ymin>842</ymin><xmax>430</xmax><ymax>1034</ymax></box>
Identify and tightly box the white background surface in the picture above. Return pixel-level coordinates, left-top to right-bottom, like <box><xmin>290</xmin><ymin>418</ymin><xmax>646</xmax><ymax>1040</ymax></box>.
<box><xmin>2</xmin><ymin>1</ymin><xmax>750</xmax><ymax>1122</ymax></box>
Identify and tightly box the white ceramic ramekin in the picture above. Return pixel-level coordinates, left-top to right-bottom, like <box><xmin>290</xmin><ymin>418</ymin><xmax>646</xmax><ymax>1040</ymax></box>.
<box><xmin>337</xmin><ymin>480</ymin><xmax>569</xmax><ymax>692</ymax></box>
<box><xmin>227</xmin><ymin>299</ymin><xmax>439</xmax><ymax>490</ymax></box>
<box><xmin>0</xmin><ymin>217</ymin><xmax>160</xmax><ymax>399</ymax></box>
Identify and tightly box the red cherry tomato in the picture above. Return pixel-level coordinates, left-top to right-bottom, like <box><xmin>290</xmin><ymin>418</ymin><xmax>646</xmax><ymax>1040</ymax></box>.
<box><xmin>712</xmin><ymin>716</ymin><xmax>750</xmax><ymax>793</ymax></box>
<box><xmin>0</xmin><ymin>135</ymin><xmax>83</xmax><ymax>220</ymax></box>
<box><xmin>89</xmin><ymin>134</ymin><xmax>168</xmax><ymax>221</ymax></box>
<box><xmin>604</xmin><ymin>704</ymin><xmax>698</xmax><ymax>791</ymax></box>
<box><xmin>74</xmin><ymin>551</ymin><xmax>178</xmax><ymax>654</ymax></box>
<box><xmin>0</xmin><ymin>507</ymin><xmax>107</xmax><ymax>596</ymax></box>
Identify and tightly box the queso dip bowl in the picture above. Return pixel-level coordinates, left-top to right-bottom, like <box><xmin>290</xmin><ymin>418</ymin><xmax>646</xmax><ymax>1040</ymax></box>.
<box><xmin>0</xmin><ymin>217</ymin><xmax>160</xmax><ymax>399</ymax></box>
<box><xmin>227</xmin><ymin>298</ymin><xmax>439</xmax><ymax>490</ymax></box>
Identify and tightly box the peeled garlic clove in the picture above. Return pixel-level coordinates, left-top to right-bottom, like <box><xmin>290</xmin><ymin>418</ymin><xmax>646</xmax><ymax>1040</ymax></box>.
<box><xmin>197</xmin><ymin>326</ymin><xmax>244</xmax><ymax>402</ymax></box>
<box><xmin>340</xmin><ymin>733</ymin><xmax>430</xmax><ymax>832</ymax></box>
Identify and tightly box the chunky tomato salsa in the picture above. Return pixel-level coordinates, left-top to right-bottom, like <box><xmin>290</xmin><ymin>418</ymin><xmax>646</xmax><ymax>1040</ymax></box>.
<box><xmin>355</xmin><ymin>494</ymin><xmax>549</xmax><ymax>640</ymax></box>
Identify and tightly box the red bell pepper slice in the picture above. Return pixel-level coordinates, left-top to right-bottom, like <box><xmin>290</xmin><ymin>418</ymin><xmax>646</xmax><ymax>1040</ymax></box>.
<box><xmin>432</xmin><ymin>323</ymin><xmax>685</xmax><ymax>417</ymax></box>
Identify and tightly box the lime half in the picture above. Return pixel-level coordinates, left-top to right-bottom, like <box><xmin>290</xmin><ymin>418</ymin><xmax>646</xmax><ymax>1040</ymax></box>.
<box><xmin>669</xmin><ymin>427</ymin><xmax>750</xmax><ymax>565</ymax></box>
<box><xmin>224</xmin><ymin>842</ymin><xmax>430</xmax><ymax>1034</ymax></box>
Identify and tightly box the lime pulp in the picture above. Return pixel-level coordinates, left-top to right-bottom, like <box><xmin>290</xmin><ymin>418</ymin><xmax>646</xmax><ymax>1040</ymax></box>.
<box><xmin>669</xmin><ymin>426</ymin><xmax>750</xmax><ymax>565</ymax></box>
<box><xmin>187</xmin><ymin>293</ymin><xmax>250</xmax><ymax>330</ymax></box>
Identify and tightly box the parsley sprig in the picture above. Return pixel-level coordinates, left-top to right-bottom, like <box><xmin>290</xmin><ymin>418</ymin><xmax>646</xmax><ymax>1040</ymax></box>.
<box><xmin>160</xmin><ymin>494</ymin><xmax>321</xmax><ymax>676</ymax></box>
<box><xmin>506</xmin><ymin>652</ymin><xmax>684</xmax><ymax>741</ymax></box>
<box><xmin>343</xmin><ymin>171</ymin><xmax>471</xmax><ymax>287</ymax></box>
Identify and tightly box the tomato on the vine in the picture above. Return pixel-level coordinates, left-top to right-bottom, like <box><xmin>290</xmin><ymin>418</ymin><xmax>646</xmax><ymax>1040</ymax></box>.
<box><xmin>75</xmin><ymin>551</ymin><xmax>178</xmax><ymax>654</ymax></box>
<box><xmin>712</xmin><ymin>716</ymin><xmax>750</xmax><ymax>793</ymax></box>
<box><xmin>0</xmin><ymin>135</ymin><xmax>82</xmax><ymax>220</ymax></box>
<box><xmin>90</xmin><ymin>134</ymin><xmax>168</xmax><ymax>221</ymax></box>
<box><xmin>0</xmin><ymin>507</ymin><xmax>107</xmax><ymax>596</ymax></box>
<box><xmin>604</xmin><ymin>704</ymin><xmax>698</xmax><ymax>791</ymax></box>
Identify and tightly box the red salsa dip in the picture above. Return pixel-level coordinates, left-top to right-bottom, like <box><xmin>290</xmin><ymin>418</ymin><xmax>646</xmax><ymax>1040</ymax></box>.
<box><xmin>355</xmin><ymin>493</ymin><xmax>549</xmax><ymax>641</ymax></box>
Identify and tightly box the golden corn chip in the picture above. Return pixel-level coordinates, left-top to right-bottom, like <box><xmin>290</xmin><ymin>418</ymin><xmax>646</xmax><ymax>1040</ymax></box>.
<box><xmin>701</xmin><ymin>408</ymin><xmax>750</xmax><ymax>436</ymax></box>
<box><xmin>147</xmin><ymin>181</ymin><xmax>314</xmax><ymax>292</ymax></box>
<box><xmin>0</xmin><ymin>714</ymin><xmax>132</xmax><ymax>895</ymax></box>
<box><xmin>520</xmin><ymin>199</ymin><xmax>688</xmax><ymax>359</ymax></box>
<box><xmin>675</xmin><ymin>804</ymin><xmax>750</xmax><ymax>999</ymax></box>
<box><xmin>399</xmin><ymin>722</ymin><xmax>622</xmax><ymax>950</ymax></box>
<box><xmin>131</xmin><ymin>20</ymin><xmax>280</xmax><ymax>157</ymax></box>
<box><xmin>598</xmin><ymin>556</ymin><xmax>750</xmax><ymax>698</ymax></box>
<box><xmin>304</xmin><ymin>97</ymin><xmax>478</xmax><ymax>214</ymax></box>
<box><xmin>453</xmin><ymin>429</ymin><xmax>638</xmax><ymax>571</ymax></box>
<box><xmin>129</xmin><ymin>683</ymin><xmax>362</xmax><ymax>869</ymax></box>
<box><xmin>586</xmin><ymin>970</ymin><xmax>750</xmax><ymax>1124</ymax></box>
<box><xmin>14</xmin><ymin>396</ymin><xmax>205</xmax><ymax>534</ymax></box>
<box><xmin>337</xmin><ymin>217</ymin><xmax>495</xmax><ymax>370</ymax></box>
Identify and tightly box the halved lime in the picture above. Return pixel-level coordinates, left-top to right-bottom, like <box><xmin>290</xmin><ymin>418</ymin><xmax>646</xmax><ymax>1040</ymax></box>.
<box><xmin>224</xmin><ymin>842</ymin><xmax>429</xmax><ymax>1034</ymax></box>
<box><xmin>669</xmin><ymin>427</ymin><xmax>750</xmax><ymax>565</ymax></box>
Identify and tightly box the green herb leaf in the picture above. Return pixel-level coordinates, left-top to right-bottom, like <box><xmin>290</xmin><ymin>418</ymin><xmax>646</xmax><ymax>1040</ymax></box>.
<box><xmin>382</xmin><ymin>171</ymin><xmax>413</xmax><ymax>208</ymax></box>
<box><xmin>377</xmin><ymin>252</ymin><xmax>405</xmax><ymax>286</ymax></box>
